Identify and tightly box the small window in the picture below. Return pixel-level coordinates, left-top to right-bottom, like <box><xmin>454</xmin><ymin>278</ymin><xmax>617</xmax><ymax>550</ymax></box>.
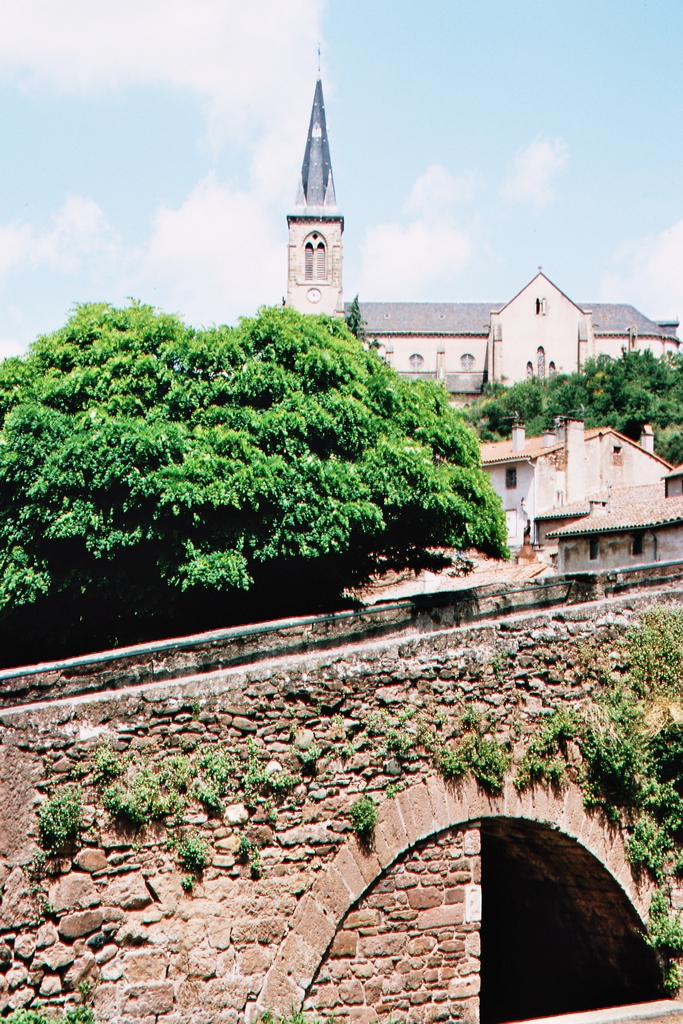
<box><xmin>632</xmin><ymin>532</ymin><xmax>644</xmax><ymax>556</ymax></box>
<box><xmin>304</xmin><ymin>242</ymin><xmax>314</xmax><ymax>280</ymax></box>
<box><xmin>506</xmin><ymin>467</ymin><xmax>517</xmax><ymax>489</ymax></box>
<box><xmin>612</xmin><ymin>444</ymin><xmax>623</xmax><ymax>467</ymax></box>
<box><xmin>589</xmin><ymin>536</ymin><xmax>599</xmax><ymax>560</ymax></box>
<box><xmin>409</xmin><ymin>353</ymin><xmax>424</xmax><ymax>371</ymax></box>
<box><xmin>537</xmin><ymin>346</ymin><xmax>546</xmax><ymax>377</ymax></box>
<box><xmin>460</xmin><ymin>353</ymin><xmax>475</xmax><ymax>371</ymax></box>
<box><xmin>535</xmin><ymin>298</ymin><xmax>547</xmax><ymax>315</ymax></box>
<box><xmin>526</xmin><ymin>361</ymin><xmax>534</xmax><ymax>379</ymax></box>
<box><xmin>548</xmin><ymin>360</ymin><xmax>556</xmax><ymax>376</ymax></box>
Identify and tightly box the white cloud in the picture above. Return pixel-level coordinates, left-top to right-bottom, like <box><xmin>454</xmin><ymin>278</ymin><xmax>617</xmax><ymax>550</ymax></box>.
<box><xmin>0</xmin><ymin>1</ymin><xmax>323</xmax><ymax>194</ymax></box>
<box><xmin>0</xmin><ymin>196</ymin><xmax>116</xmax><ymax>276</ymax></box>
<box><xmin>360</xmin><ymin>221</ymin><xmax>470</xmax><ymax>300</ymax></box>
<box><xmin>358</xmin><ymin>164</ymin><xmax>472</xmax><ymax>299</ymax></box>
<box><xmin>500</xmin><ymin>137</ymin><xmax>569</xmax><ymax>208</ymax></box>
<box><xmin>139</xmin><ymin>175</ymin><xmax>285</xmax><ymax>324</ymax></box>
<box><xmin>602</xmin><ymin>217</ymin><xmax>683</xmax><ymax>321</ymax></box>
<box><xmin>405</xmin><ymin>165</ymin><xmax>477</xmax><ymax>218</ymax></box>
<box><xmin>0</xmin><ymin>2</ymin><xmax>327</xmax><ymax>333</ymax></box>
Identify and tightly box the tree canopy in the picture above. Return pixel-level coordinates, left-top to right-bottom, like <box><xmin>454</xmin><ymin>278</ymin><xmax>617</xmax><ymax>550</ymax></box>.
<box><xmin>0</xmin><ymin>302</ymin><xmax>506</xmax><ymax>665</ymax></box>
<box><xmin>466</xmin><ymin>350</ymin><xmax>683</xmax><ymax>465</ymax></box>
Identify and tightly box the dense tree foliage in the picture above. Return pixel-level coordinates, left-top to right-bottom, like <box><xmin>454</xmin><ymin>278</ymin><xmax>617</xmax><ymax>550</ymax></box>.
<box><xmin>0</xmin><ymin>302</ymin><xmax>506</xmax><ymax>665</ymax></box>
<box><xmin>466</xmin><ymin>350</ymin><xmax>683</xmax><ymax>465</ymax></box>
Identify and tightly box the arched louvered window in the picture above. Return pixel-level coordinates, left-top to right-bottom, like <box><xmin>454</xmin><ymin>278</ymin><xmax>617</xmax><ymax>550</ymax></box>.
<box><xmin>526</xmin><ymin>361</ymin><xmax>534</xmax><ymax>379</ymax></box>
<box><xmin>316</xmin><ymin>242</ymin><xmax>326</xmax><ymax>280</ymax></box>
<box><xmin>548</xmin><ymin>360</ymin><xmax>556</xmax><ymax>376</ymax></box>
<box><xmin>537</xmin><ymin>346</ymin><xmax>546</xmax><ymax>377</ymax></box>
<box><xmin>305</xmin><ymin>243</ymin><xmax>314</xmax><ymax>281</ymax></box>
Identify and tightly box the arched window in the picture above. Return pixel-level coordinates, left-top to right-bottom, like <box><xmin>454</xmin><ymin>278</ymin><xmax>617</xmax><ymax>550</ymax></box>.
<box><xmin>304</xmin><ymin>234</ymin><xmax>327</xmax><ymax>281</ymax></box>
<box><xmin>316</xmin><ymin>242</ymin><xmax>326</xmax><ymax>280</ymax></box>
<box><xmin>460</xmin><ymin>353</ymin><xmax>475</xmax><ymax>371</ymax></box>
<box><xmin>548</xmin><ymin>360</ymin><xmax>556</xmax><ymax>376</ymax></box>
<box><xmin>526</xmin><ymin>361</ymin><xmax>534</xmax><ymax>378</ymax></box>
<box><xmin>535</xmin><ymin>297</ymin><xmax>547</xmax><ymax>315</ymax></box>
<box><xmin>409</xmin><ymin>353</ymin><xmax>424</xmax><ymax>371</ymax></box>
<box><xmin>537</xmin><ymin>346</ymin><xmax>546</xmax><ymax>377</ymax></box>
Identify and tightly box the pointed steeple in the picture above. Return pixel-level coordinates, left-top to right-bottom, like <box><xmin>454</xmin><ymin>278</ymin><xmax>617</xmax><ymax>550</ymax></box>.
<box><xmin>295</xmin><ymin>77</ymin><xmax>337</xmax><ymax>212</ymax></box>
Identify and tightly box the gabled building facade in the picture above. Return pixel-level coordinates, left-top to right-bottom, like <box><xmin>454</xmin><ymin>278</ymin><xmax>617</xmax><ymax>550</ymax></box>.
<box><xmin>359</xmin><ymin>274</ymin><xmax>679</xmax><ymax>398</ymax></box>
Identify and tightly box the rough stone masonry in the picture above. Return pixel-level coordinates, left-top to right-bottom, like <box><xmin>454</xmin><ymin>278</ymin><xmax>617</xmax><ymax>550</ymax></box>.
<box><xmin>0</xmin><ymin>578</ymin><xmax>680</xmax><ymax>1024</ymax></box>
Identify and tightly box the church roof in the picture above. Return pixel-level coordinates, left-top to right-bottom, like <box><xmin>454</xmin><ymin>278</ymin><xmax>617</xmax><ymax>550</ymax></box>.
<box><xmin>585</xmin><ymin>303</ymin><xmax>678</xmax><ymax>337</ymax></box>
<box><xmin>351</xmin><ymin>302</ymin><xmax>500</xmax><ymax>335</ymax></box>
<box><xmin>294</xmin><ymin>78</ymin><xmax>337</xmax><ymax>213</ymax></box>
<box><xmin>345</xmin><ymin>300</ymin><xmax>677</xmax><ymax>339</ymax></box>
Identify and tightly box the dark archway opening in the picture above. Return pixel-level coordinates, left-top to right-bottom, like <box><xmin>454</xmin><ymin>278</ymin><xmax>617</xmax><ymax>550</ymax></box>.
<box><xmin>480</xmin><ymin>818</ymin><xmax>662</xmax><ymax>1024</ymax></box>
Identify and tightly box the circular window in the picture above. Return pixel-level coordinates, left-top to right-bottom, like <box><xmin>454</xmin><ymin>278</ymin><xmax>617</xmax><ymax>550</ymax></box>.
<box><xmin>307</xmin><ymin>288</ymin><xmax>322</xmax><ymax>304</ymax></box>
<box><xmin>409</xmin><ymin>353</ymin><xmax>425</xmax><ymax>371</ymax></box>
<box><xmin>460</xmin><ymin>353</ymin><xmax>475</xmax><ymax>371</ymax></box>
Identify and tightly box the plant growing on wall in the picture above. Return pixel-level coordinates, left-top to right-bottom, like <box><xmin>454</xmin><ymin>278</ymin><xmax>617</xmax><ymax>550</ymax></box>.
<box><xmin>0</xmin><ymin>302</ymin><xmax>507</xmax><ymax>665</ymax></box>
<box><xmin>349</xmin><ymin>795</ymin><xmax>377</xmax><ymax>842</ymax></box>
<box><xmin>38</xmin><ymin>787</ymin><xmax>82</xmax><ymax>851</ymax></box>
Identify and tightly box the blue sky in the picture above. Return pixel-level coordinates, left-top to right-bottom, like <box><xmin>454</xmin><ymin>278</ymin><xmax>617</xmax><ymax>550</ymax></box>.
<box><xmin>0</xmin><ymin>0</ymin><xmax>681</xmax><ymax>354</ymax></box>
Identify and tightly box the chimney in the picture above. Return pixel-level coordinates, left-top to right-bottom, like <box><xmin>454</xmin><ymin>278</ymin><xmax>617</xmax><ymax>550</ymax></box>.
<box><xmin>640</xmin><ymin>423</ymin><xmax>654</xmax><ymax>454</ymax></box>
<box><xmin>554</xmin><ymin>416</ymin><xmax>566</xmax><ymax>444</ymax></box>
<box><xmin>511</xmin><ymin>424</ymin><xmax>526</xmax><ymax>452</ymax></box>
<box><xmin>565</xmin><ymin>419</ymin><xmax>586</xmax><ymax>504</ymax></box>
<box><xmin>589</xmin><ymin>499</ymin><xmax>608</xmax><ymax>518</ymax></box>
<box><xmin>542</xmin><ymin>430</ymin><xmax>557</xmax><ymax>448</ymax></box>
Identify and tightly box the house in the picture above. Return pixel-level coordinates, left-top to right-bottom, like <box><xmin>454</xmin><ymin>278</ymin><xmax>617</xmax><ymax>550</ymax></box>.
<box><xmin>285</xmin><ymin>78</ymin><xmax>680</xmax><ymax>397</ymax></box>
<box><xmin>547</xmin><ymin>485</ymin><xmax>683</xmax><ymax>573</ymax></box>
<box><xmin>480</xmin><ymin>419</ymin><xmax>671</xmax><ymax>554</ymax></box>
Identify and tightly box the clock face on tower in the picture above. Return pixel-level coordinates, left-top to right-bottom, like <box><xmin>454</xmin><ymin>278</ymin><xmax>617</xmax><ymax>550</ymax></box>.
<box><xmin>307</xmin><ymin>288</ymin><xmax>322</xmax><ymax>304</ymax></box>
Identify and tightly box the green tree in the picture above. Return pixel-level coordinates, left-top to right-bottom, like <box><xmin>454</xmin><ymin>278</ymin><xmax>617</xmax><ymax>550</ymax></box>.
<box><xmin>345</xmin><ymin>295</ymin><xmax>367</xmax><ymax>343</ymax></box>
<box><xmin>0</xmin><ymin>302</ymin><xmax>506</xmax><ymax>665</ymax></box>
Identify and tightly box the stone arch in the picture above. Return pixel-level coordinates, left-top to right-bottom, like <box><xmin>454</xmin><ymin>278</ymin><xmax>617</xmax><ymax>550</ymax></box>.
<box><xmin>255</xmin><ymin>776</ymin><xmax>655</xmax><ymax>1016</ymax></box>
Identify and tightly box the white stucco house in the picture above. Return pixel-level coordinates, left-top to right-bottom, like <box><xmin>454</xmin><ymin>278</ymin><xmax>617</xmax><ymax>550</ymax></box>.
<box><xmin>480</xmin><ymin>420</ymin><xmax>671</xmax><ymax>555</ymax></box>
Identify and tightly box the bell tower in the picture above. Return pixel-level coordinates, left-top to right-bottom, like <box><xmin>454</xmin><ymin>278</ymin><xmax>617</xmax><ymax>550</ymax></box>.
<box><xmin>287</xmin><ymin>77</ymin><xmax>344</xmax><ymax>316</ymax></box>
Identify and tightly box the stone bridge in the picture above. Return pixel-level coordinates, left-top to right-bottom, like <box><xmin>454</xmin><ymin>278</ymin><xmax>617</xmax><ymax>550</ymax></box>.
<box><xmin>1</xmin><ymin>569</ymin><xmax>683</xmax><ymax>1024</ymax></box>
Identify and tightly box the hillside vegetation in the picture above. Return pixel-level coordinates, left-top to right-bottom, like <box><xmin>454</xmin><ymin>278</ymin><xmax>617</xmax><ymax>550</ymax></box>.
<box><xmin>465</xmin><ymin>350</ymin><xmax>683</xmax><ymax>465</ymax></box>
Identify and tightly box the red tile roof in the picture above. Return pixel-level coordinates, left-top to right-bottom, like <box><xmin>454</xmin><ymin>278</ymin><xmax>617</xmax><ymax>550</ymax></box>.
<box><xmin>480</xmin><ymin>427</ymin><xmax>671</xmax><ymax>468</ymax></box>
<box><xmin>547</xmin><ymin>495</ymin><xmax>683</xmax><ymax>538</ymax></box>
<box><xmin>535</xmin><ymin>483</ymin><xmax>664</xmax><ymax>521</ymax></box>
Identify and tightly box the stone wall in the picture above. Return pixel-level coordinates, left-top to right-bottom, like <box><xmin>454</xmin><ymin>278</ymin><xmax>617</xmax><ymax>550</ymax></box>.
<box><xmin>307</xmin><ymin>825</ymin><xmax>481</xmax><ymax>1024</ymax></box>
<box><xmin>0</xmin><ymin>583</ymin><xmax>679</xmax><ymax>1023</ymax></box>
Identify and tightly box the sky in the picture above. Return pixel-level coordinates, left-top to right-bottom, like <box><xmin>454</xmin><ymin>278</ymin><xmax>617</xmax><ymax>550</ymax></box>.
<box><xmin>0</xmin><ymin>0</ymin><xmax>682</xmax><ymax>354</ymax></box>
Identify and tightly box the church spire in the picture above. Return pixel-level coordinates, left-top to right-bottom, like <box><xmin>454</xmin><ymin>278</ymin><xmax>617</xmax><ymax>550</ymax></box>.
<box><xmin>295</xmin><ymin>77</ymin><xmax>337</xmax><ymax>212</ymax></box>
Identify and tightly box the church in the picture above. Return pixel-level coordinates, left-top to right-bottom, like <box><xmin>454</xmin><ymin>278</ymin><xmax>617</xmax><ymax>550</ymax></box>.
<box><xmin>286</xmin><ymin>79</ymin><xmax>679</xmax><ymax>399</ymax></box>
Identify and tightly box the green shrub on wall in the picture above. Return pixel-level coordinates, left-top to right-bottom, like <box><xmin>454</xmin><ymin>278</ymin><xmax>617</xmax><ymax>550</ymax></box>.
<box><xmin>38</xmin><ymin>787</ymin><xmax>82</xmax><ymax>851</ymax></box>
<box><xmin>349</xmin><ymin>795</ymin><xmax>377</xmax><ymax>841</ymax></box>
